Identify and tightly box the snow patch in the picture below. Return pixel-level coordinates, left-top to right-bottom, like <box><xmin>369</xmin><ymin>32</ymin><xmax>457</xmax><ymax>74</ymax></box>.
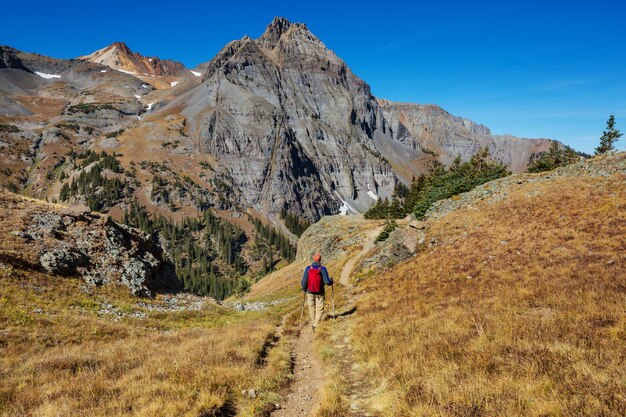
<box><xmin>170</xmin><ymin>81</ymin><xmax>178</xmax><ymax>87</ymax></box>
<box><xmin>141</xmin><ymin>84</ymin><xmax>149</xmax><ymax>88</ymax></box>
<box><xmin>148</xmin><ymin>58</ymin><xmax>152</xmax><ymax>62</ymax></box>
<box><xmin>146</xmin><ymin>102</ymin><xmax>155</xmax><ymax>111</ymax></box>
<box><xmin>367</xmin><ymin>190</ymin><xmax>379</xmax><ymax>201</ymax></box>
<box><xmin>100</xmin><ymin>70</ymin><xmax>107</xmax><ymax>73</ymax></box>
<box><xmin>134</xmin><ymin>94</ymin><xmax>141</xmax><ymax>99</ymax></box>
<box><xmin>35</xmin><ymin>71</ymin><xmax>61</xmax><ymax>79</ymax></box>
<box><xmin>190</xmin><ymin>70</ymin><xmax>201</xmax><ymax>77</ymax></box>
<box><xmin>118</xmin><ymin>69</ymin><xmax>137</xmax><ymax>75</ymax></box>
<box><xmin>334</xmin><ymin>191</ymin><xmax>357</xmax><ymax>216</ymax></box>
<box><xmin>136</xmin><ymin>115</ymin><xmax>141</xmax><ymax>120</ymax></box>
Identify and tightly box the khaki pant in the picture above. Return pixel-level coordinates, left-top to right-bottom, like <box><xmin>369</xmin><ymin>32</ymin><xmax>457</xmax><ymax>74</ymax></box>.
<box><xmin>307</xmin><ymin>293</ymin><xmax>325</xmax><ymax>328</ymax></box>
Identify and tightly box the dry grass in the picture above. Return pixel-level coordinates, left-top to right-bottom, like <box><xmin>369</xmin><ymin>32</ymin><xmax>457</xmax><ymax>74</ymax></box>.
<box><xmin>352</xmin><ymin>174</ymin><xmax>626</xmax><ymax>416</ymax></box>
<box><xmin>0</xmin><ymin>266</ymin><xmax>296</xmax><ymax>417</ymax></box>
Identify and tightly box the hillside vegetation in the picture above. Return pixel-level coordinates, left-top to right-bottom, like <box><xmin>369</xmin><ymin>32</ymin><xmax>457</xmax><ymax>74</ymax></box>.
<box><xmin>348</xmin><ymin>153</ymin><xmax>626</xmax><ymax>416</ymax></box>
<box><xmin>0</xmin><ymin>193</ymin><xmax>299</xmax><ymax>417</ymax></box>
<box><xmin>1</xmin><ymin>153</ymin><xmax>625</xmax><ymax>417</ymax></box>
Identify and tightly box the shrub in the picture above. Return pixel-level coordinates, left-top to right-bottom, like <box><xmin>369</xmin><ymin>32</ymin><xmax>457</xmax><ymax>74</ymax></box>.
<box><xmin>527</xmin><ymin>142</ymin><xmax>580</xmax><ymax>173</ymax></box>
<box><xmin>375</xmin><ymin>220</ymin><xmax>397</xmax><ymax>243</ymax></box>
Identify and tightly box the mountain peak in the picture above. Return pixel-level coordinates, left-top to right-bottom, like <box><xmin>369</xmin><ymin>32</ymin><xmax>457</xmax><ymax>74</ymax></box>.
<box><xmin>259</xmin><ymin>16</ymin><xmax>308</xmax><ymax>49</ymax></box>
<box><xmin>109</xmin><ymin>41</ymin><xmax>131</xmax><ymax>52</ymax></box>
<box><xmin>80</xmin><ymin>42</ymin><xmax>188</xmax><ymax>78</ymax></box>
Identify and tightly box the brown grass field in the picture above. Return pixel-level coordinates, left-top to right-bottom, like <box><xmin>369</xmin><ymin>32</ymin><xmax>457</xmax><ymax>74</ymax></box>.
<box><xmin>350</xmin><ymin>174</ymin><xmax>626</xmax><ymax>416</ymax></box>
<box><xmin>0</xmin><ymin>266</ymin><xmax>300</xmax><ymax>417</ymax></box>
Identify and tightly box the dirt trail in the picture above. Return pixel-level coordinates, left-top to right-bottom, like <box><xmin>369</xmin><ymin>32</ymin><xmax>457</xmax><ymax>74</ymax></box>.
<box><xmin>340</xmin><ymin>229</ymin><xmax>380</xmax><ymax>287</ymax></box>
<box><xmin>272</xmin><ymin>326</ymin><xmax>324</xmax><ymax>417</ymax></box>
<box><xmin>271</xmin><ymin>227</ymin><xmax>381</xmax><ymax>417</ymax></box>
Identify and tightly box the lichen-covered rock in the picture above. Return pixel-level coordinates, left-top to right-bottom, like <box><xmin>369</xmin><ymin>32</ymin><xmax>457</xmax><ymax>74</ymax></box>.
<box><xmin>39</xmin><ymin>246</ymin><xmax>88</xmax><ymax>276</ymax></box>
<box><xmin>2</xmin><ymin>192</ymin><xmax>179</xmax><ymax>296</ymax></box>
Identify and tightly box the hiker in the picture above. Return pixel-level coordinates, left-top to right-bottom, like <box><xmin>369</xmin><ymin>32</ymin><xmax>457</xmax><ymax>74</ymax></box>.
<box><xmin>301</xmin><ymin>253</ymin><xmax>333</xmax><ymax>332</ymax></box>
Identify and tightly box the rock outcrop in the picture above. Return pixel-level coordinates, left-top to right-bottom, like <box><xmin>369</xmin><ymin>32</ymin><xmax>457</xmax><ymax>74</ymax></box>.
<box><xmin>0</xmin><ymin>191</ymin><xmax>179</xmax><ymax>296</ymax></box>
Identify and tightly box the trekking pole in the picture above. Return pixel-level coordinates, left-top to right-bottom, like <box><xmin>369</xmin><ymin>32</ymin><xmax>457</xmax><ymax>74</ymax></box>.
<box><xmin>332</xmin><ymin>285</ymin><xmax>336</xmax><ymax>321</ymax></box>
<box><xmin>298</xmin><ymin>292</ymin><xmax>306</xmax><ymax>333</ymax></box>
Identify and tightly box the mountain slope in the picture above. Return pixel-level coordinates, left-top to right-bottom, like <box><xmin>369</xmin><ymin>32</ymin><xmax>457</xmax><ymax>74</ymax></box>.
<box><xmin>248</xmin><ymin>152</ymin><xmax>626</xmax><ymax>416</ymax></box>
<box><xmin>0</xmin><ymin>17</ymin><xmax>560</xmax><ymax>298</ymax></box>
<box><xmin>379</xmin><ymin>100</ymin><xmax>555</xmax><ymax>175</ymax></box>
<box><xmin>79</xmin><ymin>42</ymin><xmax>193</xmax><ymax>80</ymax></box>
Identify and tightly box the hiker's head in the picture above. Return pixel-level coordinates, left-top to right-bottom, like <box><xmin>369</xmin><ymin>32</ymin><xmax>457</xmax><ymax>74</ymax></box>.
<box><xmin>312</xmin><ymin>253</ymin><xmax>322</xmax><ymax>263</ymax></box>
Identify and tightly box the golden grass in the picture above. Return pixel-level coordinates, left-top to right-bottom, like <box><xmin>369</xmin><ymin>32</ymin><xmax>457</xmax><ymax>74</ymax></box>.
<box><xmin>352</xmin><ymin>175</ymin><xmax>626</xmax><ymax>416</ymax></box>
<box><xmin>0</xmin><ymin>267</ymin><xmax>297</xmax><ymax>417</ymax></box>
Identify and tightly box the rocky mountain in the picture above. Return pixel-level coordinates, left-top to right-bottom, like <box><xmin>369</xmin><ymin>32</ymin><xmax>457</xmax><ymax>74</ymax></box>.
<box><xmin>0</xmin><ymin>18</ymin><xmax>555</xmax><ymax>223</ymax></box>
<box><xmin>378</xmin><ymin>100</ymin><xmax>554</xmax><ymax>175</ymax></box>
<box><xmin>79</xmin><ymin>42</ymin><xmax>194</xmax><ymax>79</ymax></box>
<box><xmin>162</xmin><ymin>17</ymin><xmax>553</xmax><ymax>220</ymax></box>
<box><xmin>0</xmin><ymin>17</ymin><xmax>558</xmax><ymax>294</ymax></box>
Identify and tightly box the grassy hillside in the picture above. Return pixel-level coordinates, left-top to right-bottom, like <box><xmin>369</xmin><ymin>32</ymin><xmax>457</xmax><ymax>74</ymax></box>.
<box><xmin>0</xmin><ymin>192</ymin><xmax>301</xmax><ymax>416</ymax></box>
<box><xmin>2</xmin><ymin>154</ymin><xmax>624</xmax><ymax>417</ymax></box>
<box><xmin>348</xmin><ymin>158</ymin><xmax>626</xmax><ymax>415</ymax></box>
<box><xmin>0</xmin><ymin>269</ymin><xmax>299</xmax><ymax>417</ymax></box>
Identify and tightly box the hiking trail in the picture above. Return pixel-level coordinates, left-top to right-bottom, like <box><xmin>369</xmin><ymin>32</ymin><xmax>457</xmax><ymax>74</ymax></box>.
<box><xmin>271</xmin><ymin>323</ymin><xmax>324</xmax><ymax>416</ymax></box>
<box><xmin>271</xmin><ymin>226</ymin><xmax>381</xmax><ymax>417</ymax></box>
<box><xmin>330</xmin><ymin>227</ymin><xmax>383</xmax><ymax>416</ymax></box>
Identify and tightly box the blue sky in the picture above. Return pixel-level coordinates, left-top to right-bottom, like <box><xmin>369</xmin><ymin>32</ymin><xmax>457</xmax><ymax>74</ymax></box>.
<box><xmin>2</xmin><ymin>0</ymin><xmax>625</xmax><ymax>153</ymax></box>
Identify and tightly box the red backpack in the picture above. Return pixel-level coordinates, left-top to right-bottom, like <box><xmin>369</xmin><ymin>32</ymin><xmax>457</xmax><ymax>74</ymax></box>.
<box><xmin>307</xmin><ymin>265</ymin><xmax>323</xmax><ymax>293</ymax></box>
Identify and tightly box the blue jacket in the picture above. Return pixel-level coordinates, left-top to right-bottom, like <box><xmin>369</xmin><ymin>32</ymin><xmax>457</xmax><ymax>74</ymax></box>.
<box><xmin>302</xmin><ymin>262</ymin><xmax>333</xmax><ymax>293</ymax></box>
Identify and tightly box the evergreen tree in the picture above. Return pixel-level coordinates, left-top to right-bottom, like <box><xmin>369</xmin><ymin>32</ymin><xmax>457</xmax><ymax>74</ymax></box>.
<box><xmin>527</xmin><ymin>142</ymin><xmax>580</xmax><ymax>173</ymax></box>
<box><xmin>595</xmin><ymin>114</ymin><xmax>622</xmax><ymax>155</ymax></box>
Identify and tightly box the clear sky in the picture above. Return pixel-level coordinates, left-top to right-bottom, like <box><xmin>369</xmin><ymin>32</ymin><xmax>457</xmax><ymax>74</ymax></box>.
<box><xmin>2</xmin><ymin>0</ymin><xmax>625</xmax><ymax>153</ymax></box>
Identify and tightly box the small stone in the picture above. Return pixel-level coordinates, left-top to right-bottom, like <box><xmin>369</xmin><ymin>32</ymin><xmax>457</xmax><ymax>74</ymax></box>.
<box><xmin>241</xmin><ymin>389</ymin><xmax>256</xmax><ymax>399</ymax></box>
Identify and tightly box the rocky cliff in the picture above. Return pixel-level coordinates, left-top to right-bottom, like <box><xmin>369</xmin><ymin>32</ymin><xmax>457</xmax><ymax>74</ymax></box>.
<box><xmin>378</xmin><ymin>100</ymin><xmax>554</xmax><ymax>174</ymax></box>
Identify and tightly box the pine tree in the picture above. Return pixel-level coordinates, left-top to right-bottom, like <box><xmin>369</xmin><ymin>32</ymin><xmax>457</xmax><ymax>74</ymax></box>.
<box><xmin>595</xmin><ymin>114</ymin><xmax>622</xmax><ymax>155</ymax></box>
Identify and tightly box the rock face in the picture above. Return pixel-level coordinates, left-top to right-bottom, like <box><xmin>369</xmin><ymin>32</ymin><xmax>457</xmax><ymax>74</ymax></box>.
<box><xmin>80</xmin><ymin>42</ymin><xmax>189</xmax><ymax>78</ymax></box>
<box><xmin>0</xmin><ymin>191</ymin><xmax>179</xmax><ymax>296</ymax></box>
<box><xmin>169</xmin><ymin>17</ymin><xmax>555</xmax><ymax>221</ymax></box>
<box><xmin>178</xmin><ymin>17</ymin><xmax>397</xmax><ymax>220</ymax></box>
<box><xmin>378</xmin><ymin>100</ymin><xmax>554</xmax><ymax>175</ymax></box>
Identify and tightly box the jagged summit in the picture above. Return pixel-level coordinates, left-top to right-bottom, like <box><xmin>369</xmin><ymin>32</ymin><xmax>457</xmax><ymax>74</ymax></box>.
<box><xmin>258</xmin><ymin>16</ymin><xmax>310</xmax><ymax>49</ymax></box>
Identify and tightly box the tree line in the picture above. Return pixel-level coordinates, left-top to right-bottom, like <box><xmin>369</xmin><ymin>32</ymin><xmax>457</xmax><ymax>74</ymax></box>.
<box><xmin>122</xmin><ymin>201</ymin><xmax>248</xmax><ymax>300</ymax></box>
<box><xmin>59</xmin><ymin>151</ymin><xmax>129</xmax><ymax>211</ymax></box>
<box><xmin>280</xmin><ymin>207</ymin><xmax>312</xmax><ymax>237</ymax></box>
<box><xmin>252</xmin><ymin>217</ymin><xmax>297</xmax><ymax>263</ymax></box>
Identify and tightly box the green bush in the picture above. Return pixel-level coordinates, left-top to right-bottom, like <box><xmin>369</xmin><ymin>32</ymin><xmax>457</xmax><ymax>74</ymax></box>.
<box><xmin>65</xmin><ymin>103</ymin><xmax>114</xmax><ymax>115</ymax></box>
<box><xmin>0</xmin><ymin>123</ymin><xmax>20</xmax><ymax>133</ymax></box>
<box><xmin>375</xmin><ymin>220</ymin><xmax>398</xmax><ymax>243</ymax></box>
<box><xmin>527</xmin><ymin>142</ymin><xmax>580</xmax><ymax>173</ymax></box>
